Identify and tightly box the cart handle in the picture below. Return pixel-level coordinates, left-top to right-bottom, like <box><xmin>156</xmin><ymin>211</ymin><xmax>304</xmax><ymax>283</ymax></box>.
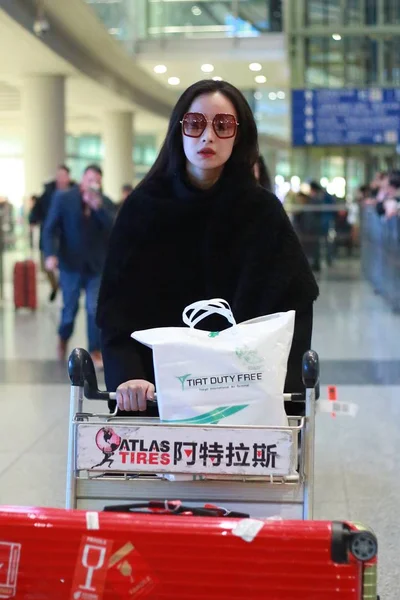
<box><xmin>68</xmin><ymin>348</ymin><xmax>110</xmax><ymax>401</ymax></box>
<box><xmin>67</xmin><ymin>347</ymin><xmax>157</xmax><ymax>405</ymax></box>
<box><xmin>302</xmin><ymin>350</ymin><xmax>319</xmax><ymax>389</ymax></box>
<box><xmin>68</xmin><ymin>347</ymin><xmax>320</xmax><ymax>403</ymax></box>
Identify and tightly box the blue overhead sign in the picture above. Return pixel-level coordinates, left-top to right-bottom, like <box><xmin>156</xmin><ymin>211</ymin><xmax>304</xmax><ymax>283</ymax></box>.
<box><xmin>292</xmin><ymin>88</ymin><xmax>400</xmax><ymax>147</ymax></box>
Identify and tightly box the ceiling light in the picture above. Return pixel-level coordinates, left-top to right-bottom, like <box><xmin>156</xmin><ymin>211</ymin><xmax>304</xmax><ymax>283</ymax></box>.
<box><xmin>269</xmin><ymin>92</ymin><xmax>277</xmax><ymax>100</ymax></box>
<box><xmin>277</xmin><ymin>91</ymin><xmax>286</xmax><ymax>99</ymax></box>
<box><xmin>254</xmin><ymin>91</ymin><xmax>262</xmax><ymax>100</ymax></box>
<box><xmin>249</xmin><ymin>62</ymin><xmax>262</xmax><ymax>72</ymax></box>
<box><xmin>320</xmin><ymin>177</ymin><xmax>329</xmax><ymax>188</ymax></box>
<box><xmin>255</xmin><ymin>75</ymin><xmax>267</xmax><ymax>84</ymax></box>
<box><xmin>154</xmin><ymin>64</ymin><xmax>167</xmax><ymax>74</ymax></box>
<box><xmin>191</xmin><ymin>5</ymin><xmax>202</xmax><ymax>16</ymax></box>
<box><xmin>201</xmin><ymin>63</ymin><xmax>214</xmax><ymax>73</ymax></box>
<box><xmin>168</xmin><ymin>77</ymin><xmax>180</xmax><ymax>85</ymax></box>
<box><xmin>332</xmin><ymin>33</ymin><xmax>342</xmax><ymax>41</ymax></box>
<box><xmin>212</xmin><ymin>76</ymin><xmax>223</xmax><ymax>81</ymax></box>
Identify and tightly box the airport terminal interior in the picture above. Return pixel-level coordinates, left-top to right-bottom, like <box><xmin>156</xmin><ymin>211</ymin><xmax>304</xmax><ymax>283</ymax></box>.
<box><xmin>1</xmin><ymin>0</ymin><xmax>400</xmax><ymax>598</ymax></box>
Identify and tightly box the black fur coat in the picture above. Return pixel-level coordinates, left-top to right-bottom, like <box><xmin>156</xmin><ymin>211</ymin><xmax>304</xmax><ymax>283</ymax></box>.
<box><xmin>96</xmin><ymin>169</ymin><xmax>319</xmax><ymax>408</ymax></box>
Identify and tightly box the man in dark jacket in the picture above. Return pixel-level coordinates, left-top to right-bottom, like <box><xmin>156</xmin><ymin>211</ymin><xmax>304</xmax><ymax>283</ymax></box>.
<box><xmin>308</xmin><ymin>181</ymin><xmax>336</xmax><ymax>271</ymax></box>
<box><xmin>29</xmin><ymin>165</ymin><xmax>74</xmax><ymax>301</ymax></box>
<box><xmin>42</xmin><ymin>164</ymin><xmax>116</xmax><ymax>367</ymax></box>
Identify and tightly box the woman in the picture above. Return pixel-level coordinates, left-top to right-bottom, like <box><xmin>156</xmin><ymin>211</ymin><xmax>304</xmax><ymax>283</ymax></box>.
<box><xmin>96</xmin><ymin>79</ymin><xmax>319</xmax><ymax>415</ymax></box>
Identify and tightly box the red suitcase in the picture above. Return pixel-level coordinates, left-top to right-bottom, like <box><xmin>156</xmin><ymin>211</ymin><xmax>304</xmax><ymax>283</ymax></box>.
<box><xmin>13</xmin><ymin>260</ymin><xmax>37</xmax><ymax>310</ymax></box>
<box><xmin>0</xmin><ymin>505</ymin><xmax>378</xmax><ymax>600</ymax></box>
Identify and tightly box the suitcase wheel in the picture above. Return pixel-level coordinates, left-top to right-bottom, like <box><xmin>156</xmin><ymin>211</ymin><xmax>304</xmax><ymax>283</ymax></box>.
<box><xmin>349</xmin><ymin>531</ymin><xmax>378</xmax><ymax>561</ymax></box>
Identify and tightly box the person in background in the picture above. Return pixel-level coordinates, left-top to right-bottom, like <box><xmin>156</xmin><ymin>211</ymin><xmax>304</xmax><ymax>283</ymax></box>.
<box><xmin>28</xmin><ymin>195</ymin><xmax>39</xmax><ymax>250</ymax></box>
<box><xmin>28</xmin><ymin>194</ymin><xmax>39</xmax><ymax>211</ymax></box>
<box><xmin>42</xmin><ymin>164</ymin><xmax>116</xmax><ymax>368</ymax></box>
<box><xmin>29</xmin><ymin>165</ymin><xmax>74</xmax><ymax>301</ymax></box>
<box><xmin>253</xmin><ymin>155</ymin><xmax>272</xmax><ymax>191</ymax></box>
<box><xmin>370</xmin><ymin>171</ymin><xmax>388</xmax><ymax>201</ymax></box>
<box><xmin>117</xmin><ymin>183</ymin><xmax>133</xmax><ymax>213</ymax></box>
<box><xmin>369</xmin><ymin>172</ymin><xmax>382</xmax><ymax>198</ymax></box>
<box><xmin>283</xmin><ymin>186</ymin><xmax>298</xmax><ymax>221</ymax></box>
<box><xmin>356</xmin><ymin>184</ymin><xmax>371</xmax><ymax>203</ymax></box>
<box><xmin>347</xmin><ymin>186</ymin><xmax>368</xmax><ymax>248</ymax></box>
<box><xmin>292</xmin><ymin>191</ymin><xmax>321</xmax><ymax>271</ymax></box>
<box><xmin>380</xmin><ymin>171</ymin><xmax>400</xmax><ymax>219</ymax></box>
<box><xmin>0</xmin><ymin>197</ymin><xmax>15</xmax><ymax>250</ymax></box>
<box><xmin>120</xmin><ymin>183</ymin><xmax>133</xmax><ymax>205</ymax></box>
<box><xmin>308</xmin><ymin>181</ymin><xmax>335</xmax><ymax>270</ymax></box>
<box><xmin>96</xmin><ymin>79</ymin><xmax>319</xmax><ymax>416</ymax></box>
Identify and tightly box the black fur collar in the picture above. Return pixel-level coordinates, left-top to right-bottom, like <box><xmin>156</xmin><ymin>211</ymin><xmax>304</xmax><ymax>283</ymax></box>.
<box><xmin>97</xmin><ymin>170</ymin><xmax>319</xmax><ymax>334</ymax></box>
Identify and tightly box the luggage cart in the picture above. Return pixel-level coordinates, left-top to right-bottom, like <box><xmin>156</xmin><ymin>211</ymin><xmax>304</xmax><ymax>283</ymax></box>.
<box><xmin>66</xmin><ymin>348</ymin><xmax>319</xmax><ymax>519</ymax></box>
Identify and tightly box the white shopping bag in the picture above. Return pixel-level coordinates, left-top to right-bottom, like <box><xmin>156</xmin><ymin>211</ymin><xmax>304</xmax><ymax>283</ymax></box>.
<box><xmin>132</xmin><ymin>299</ymin><xmax>295</xmax><ymax>427</ymax></box>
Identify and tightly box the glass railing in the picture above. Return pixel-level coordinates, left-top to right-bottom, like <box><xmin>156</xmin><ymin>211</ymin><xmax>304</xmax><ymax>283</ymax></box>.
<box><xmin>146</xmin><ymin>0</ymin><xmax>278</xmax><ymax>38</ymax></box>
<box><xmin>303</xmin><ymin>0</ymin><xmax>400</xmax><ymax>27</ymax></box>
<box><xmin>85</xmin><ymin>0</ymin><xmax>136</xmax><ymax>50</ymax></box>
<box><xmin>85</xmin><ymin>0</ymin><xmax>282</xmax><ymax>45</ymax></box>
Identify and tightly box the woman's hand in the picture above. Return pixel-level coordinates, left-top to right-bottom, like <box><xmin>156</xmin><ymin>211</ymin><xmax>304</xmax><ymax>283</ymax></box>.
<box><xmin>116</xmin><ymin>380</ymin><xmax>155</xmax><ymax>412</ymax></box>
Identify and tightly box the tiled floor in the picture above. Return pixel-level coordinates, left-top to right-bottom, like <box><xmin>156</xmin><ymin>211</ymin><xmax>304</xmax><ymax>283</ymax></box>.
<box><xmin>0</xmin><ymin>255</ymin><xmax>398</xmax><ymax>597</ymax></box>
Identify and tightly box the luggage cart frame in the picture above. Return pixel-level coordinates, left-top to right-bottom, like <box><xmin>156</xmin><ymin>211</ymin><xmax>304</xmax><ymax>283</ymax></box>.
<box><xmin>66</xmin><ymin>348</ymin><xmax>319</xmax><ymax>519</ymax></box>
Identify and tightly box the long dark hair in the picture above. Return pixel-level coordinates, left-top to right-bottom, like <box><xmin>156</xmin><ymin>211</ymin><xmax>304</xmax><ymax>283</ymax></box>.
<box><xmin>138</xmin><ymin>79</ymin><xmax>259</xmax><ymax>188</ymax></box>
<box><xmin>255</xmin><ymin>155</ymin><xmax>272</xmax><ymax>191</ymax></box>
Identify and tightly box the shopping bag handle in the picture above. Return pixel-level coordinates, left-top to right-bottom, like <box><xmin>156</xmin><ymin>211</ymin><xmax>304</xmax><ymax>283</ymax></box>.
<box><xmin>182</xmin><ymin>298</ymin><xmax>236</xmax><ymax>329</ymax></box>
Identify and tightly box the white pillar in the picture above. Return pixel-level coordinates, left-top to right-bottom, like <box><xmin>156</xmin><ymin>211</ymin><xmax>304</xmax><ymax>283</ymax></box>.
<box><xmin>103</xmin><ymin>111</ymin><xmax>134</xmax><ymax>202</ymax></box>
<box><xmin>156</xmin><ymin>127</ymin><xmax>168</xmax><ymax>152</ymax></box>
<box><xmin>23</xmin><ymin>75</ymin><xmax>66</xmax><ymax>197</ymax></box>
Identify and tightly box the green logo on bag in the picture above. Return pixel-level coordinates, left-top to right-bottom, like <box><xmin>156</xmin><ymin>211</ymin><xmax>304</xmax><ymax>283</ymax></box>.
<box><xmin>176</xmin><ymin>374</ymin><xmax>192</xmax><ymax>391</ymax></box>
<box><xmin>208</xmin><ymin>331</ymin><xmax>220</xmax><ymax>338</ymax></box>
<box><xmin>165</xmin><ymin>404</ymin><xmax>248</xmax><ymax>425</ymax></box>
<box><xmin>235</xmin><ymin>345</ymin><xmax>264</xmax><ymax>370</ymax></box>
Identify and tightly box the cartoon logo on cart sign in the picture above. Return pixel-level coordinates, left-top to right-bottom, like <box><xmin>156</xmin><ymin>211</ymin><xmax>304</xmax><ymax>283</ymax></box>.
<box><xmin>92</xmin><ymin>428</ymin><xmax>172</xmax><ymax>469</ymax></box>
<box><xmin>92</xmin><ymin>427</ymin><xmax>122</xmax><ymax>469</ymax></box>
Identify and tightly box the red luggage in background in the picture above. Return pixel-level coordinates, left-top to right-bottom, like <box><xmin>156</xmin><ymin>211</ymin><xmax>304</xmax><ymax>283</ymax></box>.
<box><xmin>0</xmin><ymin>505</ymin><xmax>378</xmax><ymax>600</ymax></box>
<box><xmin>13</xmin><ymin>260</ymin><xmax>37</xmax><ymax>310</ymax></box>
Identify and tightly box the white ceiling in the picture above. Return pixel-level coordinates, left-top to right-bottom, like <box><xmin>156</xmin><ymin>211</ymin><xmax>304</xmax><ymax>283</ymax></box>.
<box><xmin>0</xmin><ymin>5</ymin><xmax>289</xmax><ymax>142</ymax></box>
<box><xmin>0</xmin><ymin>9</ymin><xmax>74</xmax><ymax>77</ymax></box>
<box><xmin>0</xmin><ymin>7</ymin><xmax>169</xmax><ymax>137</ymax></box>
